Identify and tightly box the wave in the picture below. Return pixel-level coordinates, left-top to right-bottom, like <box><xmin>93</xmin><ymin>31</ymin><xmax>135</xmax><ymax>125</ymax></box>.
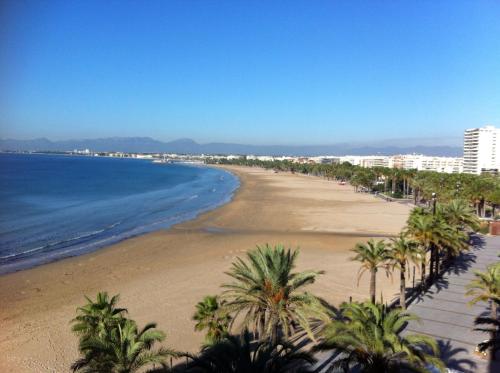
<box><xmin>0</xmin><ymin>221</ymin><xmax>122</xmax><ymax>261</ymax></box>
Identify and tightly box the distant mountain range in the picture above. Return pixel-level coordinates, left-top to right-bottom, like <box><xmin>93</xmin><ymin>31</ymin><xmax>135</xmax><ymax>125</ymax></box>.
<box><xmin>0</xmin><ymin>137</ymin><xmax>463</xmax><ymax>157</ymax></box>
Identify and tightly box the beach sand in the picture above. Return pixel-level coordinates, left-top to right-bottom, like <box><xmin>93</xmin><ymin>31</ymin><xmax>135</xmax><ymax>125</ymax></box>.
<box><xmin>0</xmin><ymin>166</ymin><xmax>412</xmax><ymax>372</ymax></box>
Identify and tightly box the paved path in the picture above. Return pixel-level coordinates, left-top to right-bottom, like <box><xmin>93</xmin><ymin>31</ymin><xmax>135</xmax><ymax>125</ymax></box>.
<box><xmin>406</xmin><ymin>235</ymin><xmax>500</xmax><ymax>373</ymax></box>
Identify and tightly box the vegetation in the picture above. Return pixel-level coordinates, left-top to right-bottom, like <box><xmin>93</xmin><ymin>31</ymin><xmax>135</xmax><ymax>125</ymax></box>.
<box><xmin>406</xmin><ymin>202</ymin><xmax>471</xmax><ymax>286</ymax></box>
<box><xmin>466</xmin><ymin>262</ymin><xmax>500</xmax><ymax>360</ymax></box>
<box><xmin>350</xmin><ymin>239</ymin><xmax>390</xmax><ymax>303</ymax></box>
<box><xmin>207</xmin><ymin>157</ymin><xmax>499</xmax><ymax>218</ymax></box>
<box><xmin>71</xmin><ymin>292</ymin><xmax>127</xmax><ymax>341</ymax></box>
<box><xmin>184</xmin><ymin>330</ymin><xmax>315</xmax><ymax>373</ymax></box>
<box><xmin>316</xmin><ymin>301</ymin><xmax>444</xmax><ymax>372</ymax></box>
<box><xmin>193</xmin><ymin>295</ymin><xmax>231</xmax><ymax>346</ymax></box>
<box><xmin>387</xmin><ymin>233</ymin><xmax>420</xmax><ymax>309</ymax></box>
<box><xmin>71</xmin><ymin>292</ymin><xmax>175</xmax><ymax>372</ymax></box>
<box><xmin>473</xmin><ymin>305</ymin><xmax>500</xmax><ymax>359</ymax></box>
<box><xmin>222</xmin><ymin>244</ymin><xmax>329</xmax><ymax>343</ymax></box>
<box><xmin>72</xmin><ymin>241</ymin><xmax>455</xmax><ymax>371</ymax></box>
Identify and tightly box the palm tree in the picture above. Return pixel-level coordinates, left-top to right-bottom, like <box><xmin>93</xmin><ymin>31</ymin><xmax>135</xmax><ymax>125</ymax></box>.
<box><xmin>464</xmin><ymin>175</ymin><xmax>495</xmax><ymax>217</ymax></box>
<box><xmin>184</xmin><ymin>329</ymin><xmax>315</xmax><ymax>373</ymax></box>
<box><xmin>387</xmin><ymin>233</ymin><xmax>420</xmax><ymax>309</ymax></box>
<box><xmin>222</xmin><ymin>244</ymin><xmax>328</xmax><ymax>343</ymax></box>
<box><xmin>427</xmin><ymin>215</ymin><xmax>467</xmax><ymax>275</ymax></box>
<box><xmin>433</xmin><ymin>219</ymin><xmax>469</xmax><ymax>269</ymax></box>
<box><xmin>410</xmin><ymin>174</ymin><xmax>425</xmax><ymax>205</ymax></box>
<box><xmin>351</xmin><ymin>239</ymin><xmax>390</xmax><ymax>303</ymax></box>
<box><xmin>466</xmin><ymin>263</ymin><xmax>500</xmax><ymax>360</ymax></box>
<box><xmin>406</xmin><ymin>212</ymin><xmax>442</xmax><ymax>284</ymax></box>
<box><xmin>438</xmin><ymin>199</ymin><xmax>480</xmax><ymax>232</ymax></box>
<box><xmin>486</xmin><ymin>187</ymin><xmax>500</xmax><ymax>218</ymax></box>
<box><xmin>72</xmin><ymin>319</ymin><xmax>174</xmax><ymax>372</ymax></box>
<box><xmin>389</xmin><ymin>168</ymin><xmax>400</xmax><ymax>196</ymax></box>
<box><xmin>71</xmin><ymin>292</ymin><xmax>127</xmax><ymax>340</ymax></box>
<box><xmin>315</xmin><ymin>301</ymin><xmax>444</xmax><ymax>372</ymax></box>
<box><xmin>193</xmin><ymin>295</ymin><xmax>231</xmax><ymax>346</ymax></box>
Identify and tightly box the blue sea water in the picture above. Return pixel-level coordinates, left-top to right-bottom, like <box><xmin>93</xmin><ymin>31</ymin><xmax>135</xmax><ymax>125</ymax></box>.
<box><xmin>0</xmin><ymin>153</ymin><xmax>239</xmax><ymax>274</ymax></box>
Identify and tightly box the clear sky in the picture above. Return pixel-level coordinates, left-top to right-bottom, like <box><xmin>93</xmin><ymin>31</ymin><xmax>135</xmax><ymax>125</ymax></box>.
<box><xmin>1</xmin><ymin>1</ymin><xmax>499</xmax><ymax>145</ymax></box>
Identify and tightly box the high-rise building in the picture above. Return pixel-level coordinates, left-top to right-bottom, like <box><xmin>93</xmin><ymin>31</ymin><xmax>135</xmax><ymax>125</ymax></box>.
<box><xmin>463</xmin><ymin>125</ymin><xmax>500</xmax><ymax>174</ymax></box>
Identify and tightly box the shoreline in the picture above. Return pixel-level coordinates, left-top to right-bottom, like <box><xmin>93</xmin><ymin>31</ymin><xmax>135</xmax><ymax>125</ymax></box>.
<box><xmin>0</xmin><ymin>160</ymin><xmax>240</xmax><ymax>276</ymax></box>
<box><xmin>0</xmin><ymin>165</ymin><xmax>412</xmax><ymax>372</ymax></box>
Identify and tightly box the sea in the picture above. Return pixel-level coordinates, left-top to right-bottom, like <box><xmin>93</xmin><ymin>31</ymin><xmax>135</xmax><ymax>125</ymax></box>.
<box><xmin>0</xmin><ymin>153</ymin><xmax>239</xmax><ymax>275</ymax></box>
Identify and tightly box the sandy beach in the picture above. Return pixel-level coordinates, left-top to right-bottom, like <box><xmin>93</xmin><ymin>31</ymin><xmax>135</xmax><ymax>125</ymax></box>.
<box><xmin>0</xmin><ymin>166</ymin><xmax>412</xmax><ymax>372</ymax></box>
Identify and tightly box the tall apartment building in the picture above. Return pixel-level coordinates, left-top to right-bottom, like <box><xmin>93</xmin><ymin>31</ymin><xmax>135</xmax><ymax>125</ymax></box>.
<box><xmin>463</xmin><ymin>125</ymin><xmax>500</xmax><ymax>174</ymax></box>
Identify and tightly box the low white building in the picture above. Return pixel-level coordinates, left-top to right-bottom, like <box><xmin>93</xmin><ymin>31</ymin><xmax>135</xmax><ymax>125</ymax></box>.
<box><xmin>390</xmin><ymin>154</ymin><xmax>463</xmax><ymax>173</ymax></box>
<box><xmin>338</xmin><ymin>155</ymin><xmax>390</xmax><ymax>168</ymax></box>
<box><xmin>337</xmin><ymin>154</ymin><xmax>463</xmax><ymax>173</ymax></box>
<box><xmin>246</xmin><ymin>155</ymin><xmax>275</xmax><ymax>161</ymax></box>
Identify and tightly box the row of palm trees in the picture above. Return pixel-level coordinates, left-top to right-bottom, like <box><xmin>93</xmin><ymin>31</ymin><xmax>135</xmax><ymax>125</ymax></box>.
<box><xmin>71</xmin><ymin>243</ymin><xmax>448</xmax><ymax>372</ymax></box>
<box><xmin>208</xmin><ymin>157</ymin><xmax>500</xmax><ymax>218</ymax></box>
<box><xmin>69</xmin><ymin>198</ymin><xmax>485</xmax><ymax>372</ymax></box>
<box><xmin>351</xmin><ymin>198</ymin><xmax>480</xmax><ymax>311</ymax></box>
<box><xmin>69</xmin><ymin>251</ymin><xmax>500</xmax><ymax>372</ymax></box>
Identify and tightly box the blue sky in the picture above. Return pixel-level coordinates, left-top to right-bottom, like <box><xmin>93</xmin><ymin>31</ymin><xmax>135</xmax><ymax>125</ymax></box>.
<box><xmin>1</xmin><ymin>1</ymin><xmax>499</xmax><ymax>145</ymax></box>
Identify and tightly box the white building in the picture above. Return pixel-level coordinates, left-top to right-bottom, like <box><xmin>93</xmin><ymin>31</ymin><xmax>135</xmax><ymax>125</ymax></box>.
<box><xmin>392</xmin><ymin>154</ymin><xmax>463</xmax><ymax>173</ymax></box>
<box><xmin>463</xmin><ymin>125</ymin><xmax>500</xmax><ymax>174</ymax></box>
<box><xmin>246</xmin><ymin>155</ymin><xmax>275</xmax><ymax>161</ymax></box>
<box><xmin>338</xmin><ymin>155</ymin><xmax>390</xmax><ymax>168</ymax></box>
<box><xmin>337</xmin><ymin>154</ymin><xmax>463</xmax><ymax>173</ymax></box>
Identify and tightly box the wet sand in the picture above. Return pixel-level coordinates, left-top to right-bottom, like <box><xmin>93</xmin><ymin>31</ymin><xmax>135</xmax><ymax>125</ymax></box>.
<box><xmin>0</xmin><ymin>166</ymin><xmax>412</xmax><ymax>372</ymax></box>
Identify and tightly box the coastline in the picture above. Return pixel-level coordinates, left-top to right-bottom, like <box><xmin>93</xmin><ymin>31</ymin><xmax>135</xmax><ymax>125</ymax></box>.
<box><xmin>0</xmin><ymin>155</ymin><xmax>240</xmax><ymax>275</ymax></box>
<box><xmin>0</xmin><ymin>165</ymin><xmax>412</xmax><ymax>372</ymax></box>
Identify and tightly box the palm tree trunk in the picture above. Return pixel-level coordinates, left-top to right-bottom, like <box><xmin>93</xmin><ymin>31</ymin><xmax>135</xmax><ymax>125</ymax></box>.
<box><xmin>435</xmin><ymin>249</ymin><xmax>441</xmax><ymax>276</ymax></box>
<box><xmin>259</xmin><ymin>314</ymin><xmax>266</xmax><ymax>340</ymax></box>
<box><xmin>370</xmin><ymin>269</ymin><xmax>376</xmax><ymax>303</ymax></box>
<box><xmin>491</xmin><ymin>300</ymin><xmax>498</xmax><ymax>361</ymax></box>
<box><xmin>429</xmin><ymin>245</ymin><xmax>435</xmax><ymax>282</ymax></box>
<box><xmin>271</xmin><ymin>323</ymin><xmax>278</xmax><ymax>346</ymax></box>
<box><xmin>400</xmin><ymin>262</ymin><xmax>406</xmax><ymax>309</ymax></box>
<box><xmin>420</xmin><ymin>259</ymin><xmax>426</xmax><ymax>291</ymax></box>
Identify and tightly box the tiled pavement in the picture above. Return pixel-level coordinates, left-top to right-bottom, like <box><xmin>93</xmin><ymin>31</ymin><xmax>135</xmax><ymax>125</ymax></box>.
<box><xmin>406</xmin><ymin>235</ymin><xmax>500</xmax><ymax>373</ymax></box>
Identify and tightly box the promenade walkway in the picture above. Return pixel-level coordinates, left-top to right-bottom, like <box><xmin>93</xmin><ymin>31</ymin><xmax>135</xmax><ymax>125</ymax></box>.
<box><xmin>406</xmin><ymin>235</ymin><xmax>500</xmax><ymax>373</ymax></box>
<box><xmin>313</xmin><ymin>235</ymin><xmax>499</xmax><ymax>373</ymax></box>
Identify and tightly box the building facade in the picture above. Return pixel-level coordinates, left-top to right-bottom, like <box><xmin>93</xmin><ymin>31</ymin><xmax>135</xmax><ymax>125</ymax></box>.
<box><xmin>391</xmin><ymin>154</ymin><xmax>463</xmax><ymax>173</ymax></box>
<box><xmin>336</xmin><ymin>154</ymin><xmax>462</xmax><ymax>173</ymax></box>
<box><xmin>463</xmin><ymin>125</ymin><xmax>500</xmax><ymax>174</ymax></box>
